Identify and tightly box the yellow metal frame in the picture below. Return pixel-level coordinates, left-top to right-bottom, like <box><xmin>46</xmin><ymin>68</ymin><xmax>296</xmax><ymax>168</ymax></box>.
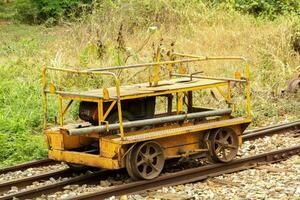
<box><xmin>107</xmin><ymin>117</ymin><xmax>251</xmax><ymax>145</ymax></box>
<box><xmin>42</xmin><ymin>67</ymin><xmax>125</xmax><ymax>137</ymax></box>
<box><xmin>46</xmin><ymin>116</ymin><xmax>250</xmax><ymax>169</ymax></box>
<box><xmin>42</xmin><ymin>52</ymin><xmax>251</xmax><ymax>141</ymax></box>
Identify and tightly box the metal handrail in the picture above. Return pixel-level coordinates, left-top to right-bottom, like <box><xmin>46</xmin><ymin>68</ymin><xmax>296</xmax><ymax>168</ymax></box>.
<box><xmin>42</xmin><ymin>67</ymin><xmax>124</xmax><ymax>137</ymax></box>
<box><xmin>77</xmin><ymin>55</ymin><xmax>248</xmax><ymax>72</ymax></box>
<box><xmin>172</xmin><ymin>53</ymin><xmax>251</xmax><ymax>117</ymax></box>
<box><xmin>42</xmin><ymin>54</ymin><xmax>251</xmax><ymax>139</ymax></box>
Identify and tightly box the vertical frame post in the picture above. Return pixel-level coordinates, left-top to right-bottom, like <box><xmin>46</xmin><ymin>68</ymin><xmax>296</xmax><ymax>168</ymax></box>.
<box><xmin>245</xmin><ymin>64</ymin><xmax>251</xmax><ymax>116</ymax></box>
<box><xmin>153</xmin><ymin>46</ymin><xmax>161</xmax><ymax>86</ymax></box>
<box><xmin>42</xmin><ymin>67</ymin><xmax>48</xmax><ymax>129</ymax></box>
<box><xmin>176</xmin><ymin>92</ymin><xmax>184</xmax><ymax>114</ymax></box>
<box><xmin>115</xmin><ymin>79</ymin><xmax>124</xmax><ymax>139</ymax></box>
<box><xmin>58</xmin><ymin>95</ymin><xmax>63</xmax><ymax>127</ymax></box>
<box><xmin>227</xmin><ymin>81</ymin><xmax>232</xmax><ymax>109</ymax></box>
<box><xmin>98</xmin><ymin>99</ymin><xmax>103</xmax><ymax>125</ymax></box>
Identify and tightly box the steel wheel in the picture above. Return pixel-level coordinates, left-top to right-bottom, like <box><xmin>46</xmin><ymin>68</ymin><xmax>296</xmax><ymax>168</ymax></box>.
<box><xmin>126</xmin><ymin>141</ymin><xmax>165</xmax><ymax>180</ymax></box>
<box><xmin>209</xmin><ymin>128</ymin><xmax>238</xmax><ymax>163</ymax></box>
<box><xmin>125</xmin><ymin>147</ymin><xmax>139</xmax><ymax>180</ymax></box>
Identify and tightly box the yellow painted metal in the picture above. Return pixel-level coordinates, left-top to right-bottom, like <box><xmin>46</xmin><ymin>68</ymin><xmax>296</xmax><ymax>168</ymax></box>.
<box><xmin>115</xmin><ymin>79</ymin><xmax>124</xmax><ymax>139</ymax></box>
<box><xmin>46</xmin><ymin>131</ymin><xmax>64</xmax><ymax>150</ymax></box>
<box><xmin>172</xmin><ymin>52</ymin><xmax>251</xmax><ymax>118</ymax></box>
<box><xmin>178</xmin><ymin>66</ymin><xmax>186</xmax><ymax>74</ymax></box>
<box><xmin>98</xmin><ymin>99</ymin><xmax>103</xmax><ymax>124</ymax></box>
<box><xmin>215</xmin><ymin>85</ymin><xmax>229</xmax><ymax>102</ymax></box>
<box><xmin>103</xmin><ymin>101</ymin><xmax>117</xmax><ymax>121</ymax></box>
<box><xmin>228</xmin><ymin>83</ymin><xmax>234</xmax><ymax>111</ymax></box>
<box><xmin>42</xmin><ymin>67</ymin><xmax>47</xmax><ymax>129</ymax></box>
<box><xmin>226</xmin><ymin>81</ymin><xmax>235</xmax><ymax>108</ymax></box>
<box><xmin>46</xmin><ymin>117</ymin><xmax>246</xmax><ymax>170</ymax></box>
<box><xmin>235</xmin><ymin>71</ymin><xmax>241</xmax><ymax>80</ymax></box>
<box><xmin>100</xmin><ymin>139</ymin><xmax>122</xmax><ymax>158</ymax></box>
<box><xmin>48</xmin><ymin>150</ymin><xmax>121</xmax><ymax>169</ymax></box>
<box><xmin>43</xmin><ymin>51</ymin><xmax>252</xmax><ymax>170</ymax></box>
<box><xmin>172</xmin><ymin>52</ymin><xmax>247</xmax><ymax>62</ymax></box>
<box><xmin>153</xmin><ymin>47</ymin><xmax>161</xmax><ymax>86</ymax></box>
<box><xmin>227</xmin><ymin>81</ymin><xmax>231</xmax><ymax>106</ymax></box>
<box><xmin>245</xmin><ymin>64</ymin><xmax>251</xmax><ymax>116</ymax></box>
<box><xmin>176</xmin><ymin>92</ymin><xmax>184</xmax><ymax>114</ymax></box>
<box><xmin>52</xmin><ymin>93</ymin><xmax>104</xmax><ymax>103</ymax></box>
<box><xmin>110</xmin><ymin>117</ymin><xmax>251</xmax><ymax>145</ymax></box>
<box><xmin>42</xmin><ymin>67</ymin><xmax>121</xmax><ymax>129</ymax></box>
<box><xmin>62</xmin><ymin>100</ymin><xmax>73</xmax><ymax>116</ymax></box>
<box><xmin>173</xmin><ymin>73</ymin><xmax>245</xmax><ymax>83</ymax></box>
<box><xmin>49</xmin><ymin>80</ymin><xmax>228</xmax><ymax>102</ymax></box>
<box><xmin>156</xmin><ymin>132</ymin><xmax>202</xmax><ymax>158</ymax></box>
<box><xmin>46</xmin><ymin>128</ymin><xmax>95</xmax><ymax>150</ymax></box>
<box><xmin>49</xmin><ymin>83</ymin><xmax>56</xmax><ymax>93</ymax></box>
<box><xmin>58</xmin><ymin>95</ymin><xmax>63</xmax><ymax>127</ymax></box>
<box><xmin>119</xmin><ymin>82</ymin><xmax>228</xmax><ymax>100</ymax></box>
<box><xmin>103</xmin><ymin>88</ymin><xmax>109</xmax><ymax>99</ymax></box>
<box><xmin>167</xmin><ymin>63</ymin><xmax>173</xmax><ymax>75</ymax></box>
<box><xmin>46</xmin><ymin>129</ymin><xmax>121</xmax><ymax>169</ymax></box>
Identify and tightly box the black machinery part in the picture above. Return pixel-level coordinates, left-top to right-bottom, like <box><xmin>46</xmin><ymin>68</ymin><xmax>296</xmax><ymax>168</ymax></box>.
<box><xmin>79</xmin><ymin>97</ymin><xmax>156</xmax><ymax>125</ymax></box>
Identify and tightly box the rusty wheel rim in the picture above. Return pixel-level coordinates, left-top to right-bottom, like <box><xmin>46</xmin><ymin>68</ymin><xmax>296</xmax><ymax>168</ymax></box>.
<box><xmin>210</xmin><ymin>128</ymin><xmax>238</xmax><ymax>163</ymax></box>
<box><xmin>125</xmin><ymin>146</ymin><xmax>139</xmax><ymax>180</ymax></box>
<box><xmin>131</xmin><ymin>141</ymin><xmax>165</xmax><ymax>180</ymax></box>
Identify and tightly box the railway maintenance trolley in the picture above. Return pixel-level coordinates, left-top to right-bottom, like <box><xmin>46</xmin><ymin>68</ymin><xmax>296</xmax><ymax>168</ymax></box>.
<box><xmin>43</xmin><ymin>49</ymin><xmax>252</xmax><ymax>180</ymax></box>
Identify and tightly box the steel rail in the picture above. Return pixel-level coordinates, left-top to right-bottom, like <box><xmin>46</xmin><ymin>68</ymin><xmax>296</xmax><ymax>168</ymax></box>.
<box><xmin>0</xmin><ymin>168</ymin><xmax>72</xmax><ymax>194</ymax></box>
<box><xmin>243</xmin><ymin>120</ymin><xmax>300</xmax><ymax>140</ymax></box>
<box><xmin>0</xmin><ymin>159</ymin><xmax>57</xmax><ymax>174</ymax></box>
<box><xmin>0</xmin><ymin>170</ymin><xmax>116</xmax><ymax>200</ymax></box>
<box><xmin>68</xmin><ymin>145</ymin><xmax>300</xmax><ymax>200</ymax></box>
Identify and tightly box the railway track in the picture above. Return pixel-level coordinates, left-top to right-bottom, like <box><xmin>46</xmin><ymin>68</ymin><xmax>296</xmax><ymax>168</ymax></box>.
<box><xmin>243</xmin><ymin>120</ymin><xmax>300</xmax><ymax>140</ymax></box>
<box><xmin>0</xmin><ymin>159</ymin><xmax>57</xmax><ymax>174</ymax></box>
<box><xmin>0</xmin><ymin>168</ymin><xmax>71</xmax><ymax>194</ymax></box>
<box><xmin>69</xmin><ymin>145</ymin><xmax>300</xmax><ymax>200</ymax></box>
<box><xmin>0</xmin><ymin>170</ymin><xmax>115</xmax><ymax>200</ymax></box>
<box><xmin>0</xmin><ymin>120</ymin><xmax>299</xmax><ymax>200</ymax></box>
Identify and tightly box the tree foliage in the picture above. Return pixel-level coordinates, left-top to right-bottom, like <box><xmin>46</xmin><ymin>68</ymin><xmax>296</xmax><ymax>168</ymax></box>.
<box><xmin>13</xmin><ymin>0</ymin><xmax>300</xmax><ymax>24</ymax></box>
<box><xmin>233</xmin><ymin>0</ymin><xmax>300</xmax><ymax>19</ymax></box>
<box><xmin>14</xmin><ymin>0</ymin><xmax>93</xmax><ymax>24</ymax></box>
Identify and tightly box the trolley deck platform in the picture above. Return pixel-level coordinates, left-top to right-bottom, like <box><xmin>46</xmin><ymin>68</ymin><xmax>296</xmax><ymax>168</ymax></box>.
<box><xmin>56</xmin><ymin>78</ymin><xmax>227</xmax><ymax>100</ymax></box>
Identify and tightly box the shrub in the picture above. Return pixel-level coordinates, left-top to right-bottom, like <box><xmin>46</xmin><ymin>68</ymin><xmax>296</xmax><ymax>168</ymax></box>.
<box><xmin>291</xmin><ymin>22</ymin><xmax>300</xmax><ymax>53</ymax></box>
<box><xmin>14</xmin><ymin>0</ymin><xmax>93</xmax><ymax>24</ymax></box>
<box><xmin>12</xmin><ymin>0</ymin><xmax>300</xmax><ymax>24</ymax></box>
<box><xmin>232</xmin><ymin>0</ymin><xmax>300</xmax><ymax>19</ymax></box>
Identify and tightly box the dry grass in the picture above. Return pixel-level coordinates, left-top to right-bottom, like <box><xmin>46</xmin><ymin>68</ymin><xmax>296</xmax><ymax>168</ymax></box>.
<box><xmin>0</xmin><ymin>4</ymin><xmax>299</xmax><ymax>133</ymax></box>
<box><xmin>0</xmin><ymin>1</ymin><xmax>299</xmax><ymax>167</ymax></box>
<box><xmin>37</xmin><ymin>8</ymin><xmax>299</xmax><ymax>126</ymax></box>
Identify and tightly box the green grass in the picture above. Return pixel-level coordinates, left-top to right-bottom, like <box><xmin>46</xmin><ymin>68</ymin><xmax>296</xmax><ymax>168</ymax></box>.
<box><xmin>0</xmin><ymin>133</ymin><xmax>47</xmax><ymax>168</ymax></box>
<box><xmin>0</xmin><ymin>1</ymin><xmax>299</xmax><ymax>167</ymax></box>
<box><xmin>0</xmin><ymin>24</ymin><xmax>56</xmax><ymax>167</ymax></box>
